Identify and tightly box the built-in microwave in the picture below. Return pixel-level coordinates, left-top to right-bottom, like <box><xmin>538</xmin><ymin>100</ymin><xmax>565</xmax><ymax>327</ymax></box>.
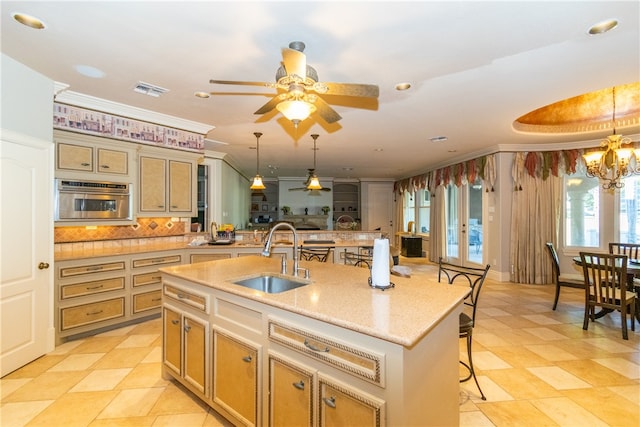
<box><xmin>54</xmin><ymin>179</ymin><xmax>132</xmax><ymax>221</ymax></box>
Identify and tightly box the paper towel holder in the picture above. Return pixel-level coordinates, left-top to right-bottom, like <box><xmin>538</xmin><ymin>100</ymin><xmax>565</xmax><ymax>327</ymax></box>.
<box><xmin>368</xmin><ymin>276</ymin><xmax>395</xmax><ymax>291</ymax></box>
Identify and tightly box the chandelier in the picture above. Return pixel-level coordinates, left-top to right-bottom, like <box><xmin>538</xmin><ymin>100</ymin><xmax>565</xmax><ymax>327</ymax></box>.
<box><xmin>307</xmin><ymin>134</ymin><xmax>323</xmax><ymax>190</ymax></box>
<box><xmin>250</xmin><ymin>132</ymin><xmax>266</xmax><ymax>190</ymax></box>
<box><xmin>582</xmin><ymin>87</ymin><xmax>637</xmax><ymax>190</ymax></box>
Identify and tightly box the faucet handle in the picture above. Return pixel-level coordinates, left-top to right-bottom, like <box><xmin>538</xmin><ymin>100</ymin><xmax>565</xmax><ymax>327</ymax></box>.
<box><xmin>296</xmin><ymin>267</ymin><xmax>310</xmax><ymax>279</ymax></box>
<box><xmin>280</xmin><ymin>253</ymin><xmax>287</xmax><ymax>275</ymax></box>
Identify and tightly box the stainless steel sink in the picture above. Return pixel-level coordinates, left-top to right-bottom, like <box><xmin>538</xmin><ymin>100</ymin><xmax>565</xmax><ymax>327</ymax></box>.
<box><xmin>232</xmin><ymin>275</ymin><xmax>310</xmax><ymax>294</ymax></box>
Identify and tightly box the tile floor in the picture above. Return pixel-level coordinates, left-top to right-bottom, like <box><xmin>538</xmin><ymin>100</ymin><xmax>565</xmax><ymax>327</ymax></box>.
<box><xmin>1</xmin><ymin>258</ymin><xmax>639</xmax><ymax>426</ymax></box>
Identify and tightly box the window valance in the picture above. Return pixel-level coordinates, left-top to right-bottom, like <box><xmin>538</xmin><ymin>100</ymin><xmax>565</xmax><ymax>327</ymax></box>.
<box><xmin>512</xmin><ymin>150</ymin><xmax>580</xmax><ymax>190</ymax></box>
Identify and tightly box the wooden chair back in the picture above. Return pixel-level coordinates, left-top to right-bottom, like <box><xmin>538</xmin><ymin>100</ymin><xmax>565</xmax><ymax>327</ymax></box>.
<box><xmin>609</xmin><ymin>242</ymin><xmax>640</xmax><ymax>259</ymax></box>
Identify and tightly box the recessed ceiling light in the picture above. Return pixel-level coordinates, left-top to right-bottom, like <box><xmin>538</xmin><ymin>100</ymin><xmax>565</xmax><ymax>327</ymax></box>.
<box><xmin>429</xmin><ymin>136</ymin><xmax>448</xmax><ymax>142</ymax></box>
<box><xmin>74</xmin><ymin>65</ymin><xmax>105</xmax><ymax>78</ymax></box>
<box><xmin>588</xmin><ymin>18</ymin><xmax>618</xmax><ymax>35</ymax></box>
<box><xmin>374</xmin><ymin>148</ymin><xmax>384</xmax><ymax>152</ymax></box>
<box><xmin>343</xmin><ymin>167</ymin><xmax>353</xmax><ymax>171</ymax></box>
<box><xmin>448</xmin><ymin>149</ymin><xmax>457</xmax><ymax>153</ymax></box>
<box><xmin>12</xmin><ymin>12</ymin><xmax>45</xmax><ymax>29</ymax></box>
<box><xmin>194</xmin><ymin>91</ymin><xmax>210</xmax><ymax>98</ymax></box>
<box><xmin>395</xmin><ymin>82</ymin><xmax>411</xmax><ymax>91</ymax></box>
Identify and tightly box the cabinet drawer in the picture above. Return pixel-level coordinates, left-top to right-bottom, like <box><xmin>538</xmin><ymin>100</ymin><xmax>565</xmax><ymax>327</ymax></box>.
<box><xmin>60</xmin><ymin>297</ymin><xmax>125</xmax><ymax>330</ymax></box>
<box><xmin>59</xmin><ymin>261</ymin><xmax>126</xmax><ymax>278</ymax></box>
<box><xmin>132</xmin><ymin>271</ymin><xmax>162</xmax><ymax>287</ymax></box>
<box><xmin>132</xmin><ymin>290</ymin><xmax>162</xmax><ymax>313</ymax></box>
<box><xmin>163</xmin><ymin>283</ymin><xmax>208</xmax><ymax>313</ymax></box>
<box><xmin>132</xmin><ymin>254</ymin><xmax>181</xmax><ymax>268</ymax></box>
<box><xmin>60</xmin><ymin>276</ymin><xmax>125</xmax><ymax>300</ymax></box>
<box><xmin>190</xmin><ymin>253</ymin><xmax>232</xmax><ymax>264</ymax></box>
<box><xmin>268</xmin><ymin>319</ymin><xmax>385</xmax><ymax>387</ymax></box>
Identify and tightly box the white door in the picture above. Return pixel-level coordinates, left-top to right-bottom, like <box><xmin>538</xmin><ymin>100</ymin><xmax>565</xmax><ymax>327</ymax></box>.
<box><xmin>1</xmin><ymin>133</ymin><xmax>54</xmax><ymax>376</ymax></box>
<box><xmin>445</xmin><ymin>178</ymin><xmax>484</xmax><ymax>267</ymax></box>
<box><xmin>364</xmin><ymin>182</ymin><xmax>394</xmax><ymax>237</ymax></box>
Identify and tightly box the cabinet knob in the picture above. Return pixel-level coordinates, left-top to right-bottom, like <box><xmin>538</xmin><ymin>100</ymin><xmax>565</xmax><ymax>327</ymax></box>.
<box><xmin>242</xmin><ymin>355</ymin><xmax>252</xmax><ymax>363</ymax></box>
<box><xmin>322</xmin><ymin>396</ymin><xmax>336</xmax><ymax>408</ymax></box>
<box><xmin>171</xmin><ymin>319</ymin><xmax>180</xmax><ymax>325</ymax></box>
<box><xmin>292</xmin><ymin>380</ymin><xmax>305</xmax><ymax>390</ymax></box>
<box><xmin>38</xmin><ymin>262</ymin><xmax>50</xmax><ymax>270</ymax></box>
<box><xmin>184</xmin><ymin>325</ymin><xmax>192</xmax><ymax>332</ymax></box>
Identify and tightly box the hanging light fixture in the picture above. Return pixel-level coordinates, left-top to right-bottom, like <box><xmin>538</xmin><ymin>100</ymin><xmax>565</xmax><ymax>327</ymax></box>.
<box><xmin>582</xmin><ymin>87</ymin><xmax>635</xmax><ymax>190</ymax></box>
<box><xmin>307</xmin><ymin>134</ymin><xmax>323</xmax><ymax>190</ymax></box>
<box><xmin>275</xmin><ymin>84</ymin><xmax>317</xmax><ymax>128</ymax></box>
<box><xmin>250</xmin><ymin>132</ymin><xmax>266</xmax><ymax>190</ymax></box>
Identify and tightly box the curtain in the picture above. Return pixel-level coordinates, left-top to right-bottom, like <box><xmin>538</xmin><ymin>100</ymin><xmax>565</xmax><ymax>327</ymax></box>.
<box><xmin>429</xmin><ymin>182</ymin><xmax>446</xmax><ymax>262</ymax></box>
<box><xmin>394</xmin><ymin>191</ymin><xmax>405</xmax><ymax>249</ymax></box>
<box><xmin>510</xmin><ymin>150</ymin><xmax>577</xmax><ymax>284</ymax></box>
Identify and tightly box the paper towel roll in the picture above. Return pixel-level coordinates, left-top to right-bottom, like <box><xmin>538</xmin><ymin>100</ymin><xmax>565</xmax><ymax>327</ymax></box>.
<box><xmin>371</xmin><ymin>238</ymin><xmax>390</xmax><ymax>288</ymax></box>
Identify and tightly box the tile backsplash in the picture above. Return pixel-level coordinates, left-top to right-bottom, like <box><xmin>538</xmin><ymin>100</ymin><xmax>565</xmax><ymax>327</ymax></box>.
<box><xmin>54</xmin><ymin>217</ymin><xmax>186</xmax><ymax>243</ymax></box>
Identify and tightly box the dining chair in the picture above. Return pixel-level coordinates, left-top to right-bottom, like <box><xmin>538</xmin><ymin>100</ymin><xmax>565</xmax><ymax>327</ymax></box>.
<box><xmin>609</xmin><ymin>242</ymin><xmax>640</xmax><ymax>285</ymax></box>
<box><xmin>579</xmin><ymin>252</ymin><xmax>636</xmax><ymax>340</ymax></box>
<box><xmin>545</xmin><ymin>242</ymin><xmax>586</xmax><ymax>310</ymax></box>
<box><xmin>438</xmin><ymin>257</ymin><xmax>491</xmax><ymax>400</ymax></box>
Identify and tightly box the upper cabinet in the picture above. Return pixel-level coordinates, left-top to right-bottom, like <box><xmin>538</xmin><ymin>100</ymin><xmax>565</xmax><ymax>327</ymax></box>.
<box><xmin>332</xmin><ymin>181</ymin><xmax>360</xmax><ymax>221</ymax></box>
<box><xmin>138</xmin><ymin>147</ymin><xmax>198</xmax><ymax>216</ymax></box>
<box><xmin>55</xmin><ymin>130</ymin><xmax>134</xmax><ymax>179</ymax></box>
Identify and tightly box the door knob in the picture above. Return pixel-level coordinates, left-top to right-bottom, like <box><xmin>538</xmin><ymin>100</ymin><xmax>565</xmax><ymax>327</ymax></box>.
<box><xmin>38</xmin><ymin>262</ymin><xmax>50</xmax><ymax>270</ymax></box>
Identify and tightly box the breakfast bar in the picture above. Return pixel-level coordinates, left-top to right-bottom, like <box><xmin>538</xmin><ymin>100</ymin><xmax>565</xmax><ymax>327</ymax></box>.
<box><xmin>159</xmin><ymin>255</ymin><xmax>470</xmax><ymax>426</ymax></box>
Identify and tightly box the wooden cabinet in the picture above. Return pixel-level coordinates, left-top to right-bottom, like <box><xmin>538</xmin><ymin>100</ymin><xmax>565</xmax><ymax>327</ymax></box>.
<box><xmin>212</xmin><ymin>328</ymin><xmax>260</xmax><ymax>426</ymax></box>
<box><xmin>139</xmin><ymin>153</ymin><xmax>197</xmax><ymax>215</ymax></box>
<box><xmin>269</xmin><ymin>354</ymin><xmax>314</xmax><ymax>427</ymax></box>
<box><xmin>55</xmin><ymin>130</ymin><xmax>132</xmax><ymax>177</ymax></box>
<box><xmin>131</xmin><ymin>252</ymin><xmax>181</xmax><ymax>316</ymax></box>
<box><xmin>319</xmin><ymin>376</ymin><xmax>384</xmax><ymax>427</ymax></box>
<box><xmin>332</xmin><ymin>182</ymin><xmax>360</xmax><ymax>221</ymax></box>
<box><xmin>163</xmin><ymin>304</ymin><xmax>209</xmax><ymax>395</ymax></box>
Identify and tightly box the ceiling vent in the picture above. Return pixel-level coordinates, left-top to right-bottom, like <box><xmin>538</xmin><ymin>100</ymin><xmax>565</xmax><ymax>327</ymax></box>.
<box><xmin>133</xmin><ymin>81</ymin><xmax>169</xmax><ymax>97</ymax></box>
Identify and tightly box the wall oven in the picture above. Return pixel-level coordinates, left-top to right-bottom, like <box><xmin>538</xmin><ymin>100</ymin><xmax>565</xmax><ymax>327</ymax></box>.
<box><xmin>54</xmin><ymin>179</ymin><xmax>132</xmax><ymax>221</ymax></box>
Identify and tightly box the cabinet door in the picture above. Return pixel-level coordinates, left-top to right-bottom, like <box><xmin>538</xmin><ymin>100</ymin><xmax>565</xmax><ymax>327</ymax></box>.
<box><xmin>269</xmin><ymin>356</ymin><xmax>314</xmax><ymax>427</ymax></box>
<box><xmin>168</xmin><ymin>160</ymin><xmax>192</xmax><ymax>212</ymax></box>
<box><xmin>213</xmin><ymin>330</ymin><xmax>259</xmax><ymax>426</ymax></box>
<box><xmin>57</xmin><ymin>143</ymin><xmax>93</xmax><ymax>172</ymax></box>
<box><xmin>140</xmin><ymin>156</ymin><xmax>166</xmax><ymax>212</ymax></box>
<box><xmin>163</xmin><ymin>306</ymin><xmax>182</xmax><ymax>375</ymax></box>
<box><xmin>184</xmin><ymin>315</ymin><xmax>207</xmax><ymax>394</ymax></box>
<box><xmin>319</xmin><ymin>377</ymin><xmax>384</xmax><ymax>427</ymax></box>
<box><xmin>97</xmin><ymin>148</ymin><xmax>128</xmax><ymax>174</ymax></box>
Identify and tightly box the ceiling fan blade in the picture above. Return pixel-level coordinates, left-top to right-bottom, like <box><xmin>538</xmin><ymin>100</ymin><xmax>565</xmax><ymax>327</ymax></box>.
<box><xmin>281</xmin><ymin>47</ymin><xmax>306</xmax><ymax>79</ymax></box>
<box><xmin>311</xmin><ymin>97</ymin><xmax>342</xmax><ymax>124</ymax></box>
<box><xmin>317</xmin><ymin>82</ymin><xmax>379</xmax><ymax>98</ymax></box>
<box><xmin>254</xmin><ymin>94</ymin><xmax>286</xmax><ymax>115</ymax></box>
<box><xmin>210</xmin><ymin>79</ymin><xmax>274</xmax><ymax>88</ymax></box>
<box><xmin>288</xmin><ymin>187</ymin><xmax>309</xmax><ymax>191</ymax></box>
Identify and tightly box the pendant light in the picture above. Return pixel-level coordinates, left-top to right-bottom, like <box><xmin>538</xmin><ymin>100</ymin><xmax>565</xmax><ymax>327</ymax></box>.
<box><xmin>250</xmin><ymin>132</ymin><xmax>266</xmax><ymax>190</ymax></box>
<box><xmin>307</xmin><ymin>134</ymin><xmax>323</xmax><ymax>190</ymax></box>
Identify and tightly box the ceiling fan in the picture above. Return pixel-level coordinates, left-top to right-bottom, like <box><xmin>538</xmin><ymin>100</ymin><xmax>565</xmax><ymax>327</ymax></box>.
<box><xmin>210</xmin><ymin>41</ymin><xmax>379</xmax><ymax>127</ymax></box>
<box><xmin>290</xmin><ymin>134</ymin><xmax>331</xmax><ymax>192</ymax></box>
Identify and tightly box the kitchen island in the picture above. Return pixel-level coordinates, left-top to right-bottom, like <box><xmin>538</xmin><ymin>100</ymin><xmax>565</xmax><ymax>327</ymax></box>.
<box><xmin>159</xmin><ymin>255</ymin><xmax>469</xmax><ymax>426</ymax></box>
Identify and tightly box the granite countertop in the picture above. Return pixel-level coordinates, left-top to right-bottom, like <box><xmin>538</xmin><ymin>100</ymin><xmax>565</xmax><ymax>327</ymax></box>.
<box><xmin>159</xmin><ymin>256</ymin><xmax>469</xmax><ymax>348</ymax></box>
<box><xmin>54</xmin><ymin>238</ymin><xmax>376</xmax><ymax>261</ymax></box>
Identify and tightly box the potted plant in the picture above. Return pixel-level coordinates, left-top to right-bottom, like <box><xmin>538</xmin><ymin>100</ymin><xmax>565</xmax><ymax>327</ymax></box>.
<box><xmin>321</xmin><ymin>206</ymin><xmax>330</xmax><ymax>215</ymax></box>
<box><xmin>281</xmin><ymin>206</ymin><xmax>290</xmax><ymax>215</ymax></box>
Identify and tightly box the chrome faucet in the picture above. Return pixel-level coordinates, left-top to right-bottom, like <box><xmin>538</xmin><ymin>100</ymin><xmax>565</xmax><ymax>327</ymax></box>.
<box><xmin>261</xmin><ymin>222</ymin><xmax>306</xmax><ymax>277</ymax></box>
<box><xmin>210</xmin><ymin>221</ymin><xmax>218</xmax><ymax>242</ymax></box>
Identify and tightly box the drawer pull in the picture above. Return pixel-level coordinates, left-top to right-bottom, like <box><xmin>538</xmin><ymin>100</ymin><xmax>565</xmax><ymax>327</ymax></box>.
<box><xmin>87</xmin><ymin>266</ymin><xmax>103</xmax><ymax>271</ymax></box>
<box><xmin>242</xmin><ymin>355</ymin><xmax>252</xmax><ymax>363</ymax></box>
<box><xmin>100</xmin><ymin>164</ymin><xmax>110</xmax><ymax>169</ymax></box>
<box><xmin>304</xmin><ymin>339</ymin><xmax>330</xmax><ymax>353</ymax></box>
<box><xmin>86</xmin><ymin>284</ymin><xmax>104</xmax><ymax>290</ymax></box>
<box><xmin>171</xmin><ymin>319</ymin><xmax>180</xmax><ymax>325</ymax></box>
<box><xmin>86</xmin><ymin>310</ymin><xmax>103</xmax><ymax>316</ymax></box>
<box><xmin>323</xmin><ymin>397</ymin><xmax>336</xmax><ymax>408</ymax></box>
<box><xmin>176</xmin><ymin>293</ymin><xmax>189</xmax><ymax>300</ymax></box>
<box><xmin>292</xmin><ymin>380</ymin><xmax>305</xmax><ymax>390</ymax></box>
<box><xmin>151</xmin><ymin>258</ymin><xmax>165</xmax><ymax>264</ymax></box>
<box><xmin>81</xmin><ymin>162</ymin><xmax>90</xmax><ymax>166</ymax></box>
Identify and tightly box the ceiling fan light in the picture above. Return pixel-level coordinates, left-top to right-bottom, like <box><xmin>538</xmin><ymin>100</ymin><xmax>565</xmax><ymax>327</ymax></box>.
<box><xmin>276</xmin><ymin>100</ymin><xmax>316</xmax><ymax>123</ymax></box>
<box><xmin>250</xmin><ymin>175</ymin><xmax>266</xmax><ymax>190</ymax></box>
<box><xmin>306</xmin><ymin>175</ymin><xmax>322</xmax><ymax>190</ymax></box>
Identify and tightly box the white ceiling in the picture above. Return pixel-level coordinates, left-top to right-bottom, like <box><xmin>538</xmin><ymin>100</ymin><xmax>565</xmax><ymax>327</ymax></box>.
<box><xmin>2</xmin><ymin>1</ymin><xmax>639</xmax><ymax>181</ymax></box>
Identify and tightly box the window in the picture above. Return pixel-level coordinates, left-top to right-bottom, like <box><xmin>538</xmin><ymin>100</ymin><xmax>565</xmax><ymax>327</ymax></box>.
<box><xmin>564</xmin><ymin>171</ymin><xmax>600</xmax><ymax>247</ymax></box>
<box><xmin>403</xmin><ymin>191</ymin><xmax>415</xmax><ymax>232</ymax></box>
<box><xmin>403</xmin><ymin>190</ymin><xmax>430</xmax><ymax>233</ymax></box>
<box><xmin>619</xmin><ymin>175</ymin><xmax>640</xmax><ymax>243</ymax></box>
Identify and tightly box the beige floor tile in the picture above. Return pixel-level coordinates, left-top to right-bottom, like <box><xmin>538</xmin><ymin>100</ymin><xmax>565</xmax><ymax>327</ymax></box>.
<box><xmin>25</xmin><ymin>390</ymin><xmax>118</xmax><ymax>427</ymax></box>
<box><xmin>0</xmin><ymin>377</ymin><xmax>32</xmax><ymax>400</ymax></box>
<box><xmin>129</xmin><ymin>318</ymin><xmax>162</xmax><ymax>335</ymax></box>
<box><xmin>592</xmin><ymin>357</ymin><xmax>640</xmax><ymax>379</ymax></box>
<box><xmin>97</xmin><ymin>324</ymin><xmax>137</xmax><ymax>337</ymax></box>
<box><xmin>583</xmin><ymin>337</ymin><xmax>638</xmax><ymax>354</ymax></box>
<box><xmin>69</xmin><ymin>368</ymin><xmax>132</xmax><ymax>392</ymax></box>
<box><xmin>148</xmin><ymin>382</ymin><xmax>209</xmax><ymax>416</ymax></box>
<box><xmin>3</xmin><ymin>354</ymin><xmax>67</xmax><ymax>379</ymax></box>
<box><xmin>562</xmin><ymin>388</ymin><xmax>640</xmax><ymax>427</ymax></box>
<box><xmin>460</xmin><ymin>410</ymin><xmax>496</xmax><ymax>427</ymax></box>
<box><xmin>48</xmin><ymin>339</ymin><xmax>85</xmax><ymax>355</ymax></box>
<box><xmin>92</xmin><ymin>347</ymin><xmax>154</xmax><ymax>369</ymax></box>
<box><xmin>556</xmin><ymin>359</ymin><xmax>636</xmax><ymax>387</ymax></box>
<box><xmin>70</xmin><ymin>336</ymin><xmax>128</xmax><ymax>354</ymax></box>
<box><xmin>485</xmin><ymin>368</ymin><xmax>562</xmax><ymax>400</ymax></box>
<box><xmin>607</xmin><ymin>384</ymin><xmax>640</xmax><ymax>405</ymax></box>
<box><xmin>474</xmin><ymin>400</ymin><xmax>558</xmax><ymax>426</ymax></box>
<box><xmin>487</xmin><ymin>346</ymin><xmax>550</xmax><ymax>369</ymax></box>
<box><xmin>48</xmin><ymin>353</ymin><xmax>105</xmax><ymax>372</ymax></box>
<box><xmin>522</xmin><ymin>327</ymin><xmax>569</xmax><ymax>341</ymax></box>
<box><xmin>203</xmin><ymin>409</ymin><xmax>235</xmax><ymax>427</ymax></box>
<box><xmin>479</xmin><ymin>307</ymin><xmax>512</xmax><ymax>317</ymax></box>
<box><xmin>462</xmin><ymin>376</ymin><xmax>514</xmax><ymax>403</ymax></box>
<box><xmin>88</xmin><ymin>415</ymin><xmax>156</xmax><ymax>426</ymax></box>
<box><xmin>151</xmin><ymin>413</ymin><xmax>207</xmax><ymax>426</ymax></box>
<box><xmin>524</xmin><ymin>344</ymin><xmax>578</xmax><ymax>362</ymax></box>
<box><xmin>531</xmin><ymin>396</ymin><xmax>610</xmax><ymax>427</ymax></box>
<box><xmin>96</xmin><ymin>387</ymin><xmax>165</xmax><ymax>419</ymax></box>
<box><xmin>117</xmin><ymin>363</ymin><xmax>168</xmax><ymax>389</ymax></box>
<box><xmin>116</xmin><ymin>334</ymin><xmax>159</xmax><ymax>349</ymax></box>
<box><xmin>140</xmin><ymin>346</ymin><xmax>162</xmax><ymax>364</ymax></box>
<box><xmin>473</xmin><ymin>332</ymin><xmax>511</xmax><ymax>348</ymax></box>
<box><xmin>3</xmin><ymin>371</ymin><xmax>89</xmax><ymax>402</ymax></box>
<box><xmin>0</xmin><ymin>400</ymin><xmax>54</xmax><ymax>426</ymax></box>
<box><xmin>472</xmin><ymin>351</ymin><xmax>512</xmax><ymax>371</ymax></box>
<box><xmin>526</xmin><ymin>366</ymin><xmax>591</xmax><ymax>390</ymax></box>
